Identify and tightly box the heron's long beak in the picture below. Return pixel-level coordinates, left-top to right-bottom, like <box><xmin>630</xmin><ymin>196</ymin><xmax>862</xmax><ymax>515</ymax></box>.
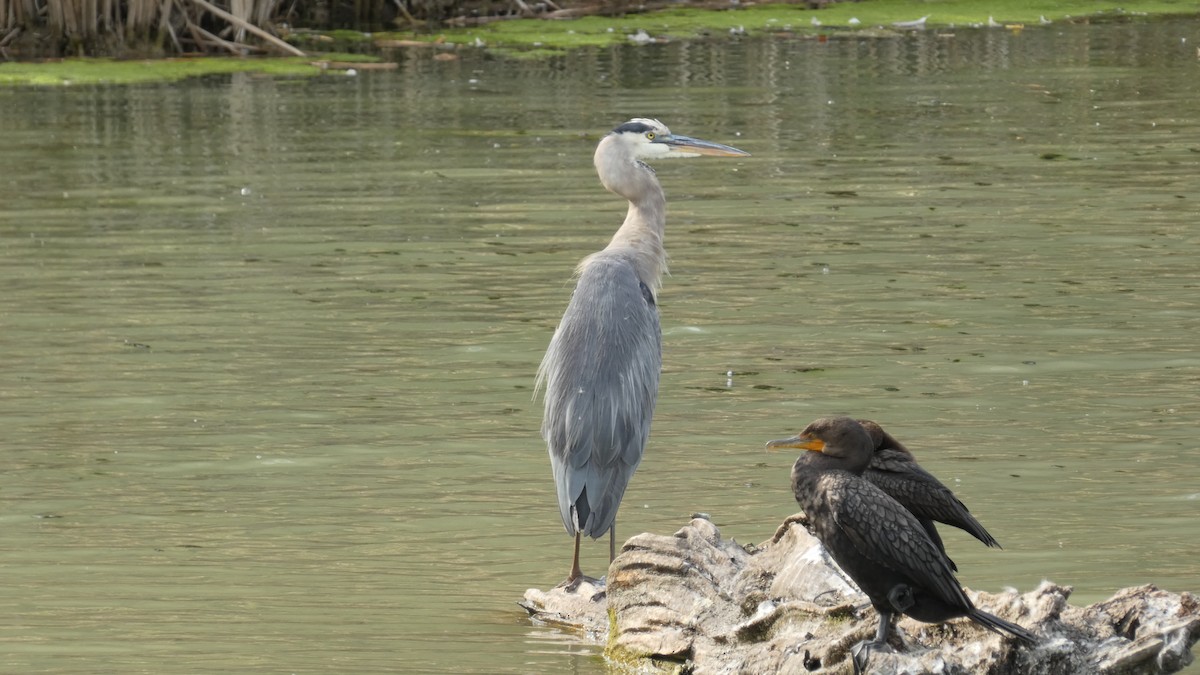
<box><xmin>765</xmin><ymin>435</ymin><xmax>825</xmax><ymax>452</ymax></box>
<box><xmin>662</xmin><ymin>134</ymin><xmax>750</xmax><ymax>158</ymax></box>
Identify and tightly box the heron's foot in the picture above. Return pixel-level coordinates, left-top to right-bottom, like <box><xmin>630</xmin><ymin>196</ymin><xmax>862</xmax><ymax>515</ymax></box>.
<box><xmin>555</xmin><ymin>573</ymin><xmax>605</xmax><ymax>594</ymax></box>
<box><xmin>850</xmin><ymin>639</ymin><xmax>893</xmax><ymax>675</ymax></box>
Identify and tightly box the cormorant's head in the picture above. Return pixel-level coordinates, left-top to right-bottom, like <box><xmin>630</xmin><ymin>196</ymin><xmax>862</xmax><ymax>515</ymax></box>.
<box><xmin>855</xmin><ymin>418</ymin><xmax>913</xmax><ymax>458</ymax></box>
<box><xmin>766</xmin><ymin>416</ymin><xmax>874</xmax><ymax>467</ymax></box>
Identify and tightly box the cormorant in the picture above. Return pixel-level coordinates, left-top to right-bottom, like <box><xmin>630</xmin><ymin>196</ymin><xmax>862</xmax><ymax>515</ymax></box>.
<box><xmin>767</xmin><ymin>416</ymin><xmax>1036</xmax><ymax>672</ymax></box>
<box><xmin>856</xmin><ymin>419</ymin><xmax>1001</xmax><ymax>571</ymax></box>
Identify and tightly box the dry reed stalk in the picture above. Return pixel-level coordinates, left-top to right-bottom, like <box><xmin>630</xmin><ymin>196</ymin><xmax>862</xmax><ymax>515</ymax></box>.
<box><xmin>159</xmin><ymin>0</ymin><xmax>182</xmax><ymax>51</ymax></box>
<box><xmin>190</xmin><ymin>0</ymin><xmax>303</xmax><ymax>55</ymax></box>
<box><xmin>83</xmin><ymin>0</ymin><xmax>96</xmax><ymax>43</ymax></box>
<box><xmin>252</xmin><ymin>0</ymin><xmax>275</xmax><ymax>31</ymax></box>
<box><xmin>3</xmin><ymin>0</ymin><xmax>303</xmax><ymax>56</ymax></box>
<box><xmin>125</xmin><ymin>0</ymin><xmax>143</xmax><ymax>32</ymax></box>
<box><xmin>229</xmin><ymin>0</ymin><xmax>245</xmax><ymax>42</ymax></box>
<box><xmin>192</xmin><ymin>18</ymin><xmax>260</xmax><ymax>52</ymax></box>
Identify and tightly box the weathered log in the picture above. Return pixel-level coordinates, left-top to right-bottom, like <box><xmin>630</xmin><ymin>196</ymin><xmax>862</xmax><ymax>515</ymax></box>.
<box><xmin>520</xmin><ymin>516</ymin><xmax>1200</xmax><ymax>674</ymax></box>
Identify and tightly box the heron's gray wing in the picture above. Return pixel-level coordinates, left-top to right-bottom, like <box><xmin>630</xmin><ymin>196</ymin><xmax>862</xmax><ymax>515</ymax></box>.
<box><xmin>537</xmin><ymin>251</ymin><xmax>661</xmax><ymax>539</ymax></box>
<box><xmin>825</xmin><ymin>473</ymin><xmax>971</xmax><ymax>610</ymax></box>
<box><xmin>866</xmin><ymin>449</ymin><xmax>1000</xmax><ymax>548</ymax></box>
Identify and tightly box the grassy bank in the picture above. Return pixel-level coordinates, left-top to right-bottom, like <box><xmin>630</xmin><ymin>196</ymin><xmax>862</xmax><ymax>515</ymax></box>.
<box><xmin>1</xmin><ymin>0</ymin><xmax>1196</xmax><ymax>84</ymax></box>
<box><xmin>0</xmin><ymin>52</ymin><xmax>383</xmax><ymax>85</ymax></box>
<box><xmin>408</xmin><ymin>0</ymin><xmax>1199</xmax><ymax>55</ymax></box>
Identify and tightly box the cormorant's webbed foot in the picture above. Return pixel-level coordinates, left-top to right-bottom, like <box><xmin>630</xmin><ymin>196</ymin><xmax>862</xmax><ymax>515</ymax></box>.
<box><xmin>850</xmin><ymin>640</ymin><xmax>894</xmax><ymax>675</ymax></box>
<box><xmin>852</xmin><ymin>608</ymin><xmax>897</xmax><ymax>675</ymax></box>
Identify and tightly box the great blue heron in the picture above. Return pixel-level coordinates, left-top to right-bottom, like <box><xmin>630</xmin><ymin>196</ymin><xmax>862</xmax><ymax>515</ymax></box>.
<box><xmin>535</xmin><ymin>119</ymin><xmax>748</xmax><ymax>588</ymax></box>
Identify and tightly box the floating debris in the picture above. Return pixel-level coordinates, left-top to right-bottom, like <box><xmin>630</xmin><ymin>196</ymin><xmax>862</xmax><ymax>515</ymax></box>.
<box><xmin>892</xmin><ymin>15</ymin><xmax>928</xmax><ymax>29</ymax></box>
<box><xmin>628</xmin><ymin>28</ymin><xmax>654</xmax><ymax>45</ymax></box>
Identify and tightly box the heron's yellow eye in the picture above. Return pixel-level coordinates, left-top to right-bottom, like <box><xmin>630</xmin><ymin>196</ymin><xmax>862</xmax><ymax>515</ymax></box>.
<box><xmin>646</xmin><ymin>132</ymin><xmax>655</xmax><ymax>140</ymax></box>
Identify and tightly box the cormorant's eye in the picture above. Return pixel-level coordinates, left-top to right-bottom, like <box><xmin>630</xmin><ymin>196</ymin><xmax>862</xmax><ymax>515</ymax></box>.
<box><xmin>646</xmin><ymin>132</ymin><xmax>656</xmax><ymax>140</ymax></box>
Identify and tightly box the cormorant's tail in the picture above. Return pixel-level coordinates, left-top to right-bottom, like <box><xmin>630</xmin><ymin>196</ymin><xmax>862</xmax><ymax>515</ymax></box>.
<box><xmin>969</xmin><ymin>609</ymin><xmax>1038</xmax><ymax>646</ymax></box>
<box><xmin>958</xmin><ymin>512</ymin><xmax>1002</xmax><ymax>549</ymax></box>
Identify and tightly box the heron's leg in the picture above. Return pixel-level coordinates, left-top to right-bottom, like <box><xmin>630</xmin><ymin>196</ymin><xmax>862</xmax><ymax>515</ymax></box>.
<box><xmin>609</xmin><ymin>521</ymin><xmax>616</xmax><ymax>562</ymax></box>
<box><xmin>555</xmin><ymin>533</ymin><xmax>586</xmax><ymax>591</ymax></box>
<box><xmin>570</xmin><ymin>532</ymin><xmax>584</xmax><ymax>580</ymax></box>
<box><xmin>555</xmin><ymin>533</ymin><xmax>604</xmax><ymax>594</ymax></box>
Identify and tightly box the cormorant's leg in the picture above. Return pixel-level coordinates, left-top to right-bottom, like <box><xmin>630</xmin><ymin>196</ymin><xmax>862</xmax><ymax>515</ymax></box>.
<box><xmin>851</xmin><ymin>610</ymin><xmax>895</xmax><ymax>675</ymax></box>
<box><xmin>874</xmin><ymin>610</ymin><xmax>892</xmax><ymax>643</ymax></box>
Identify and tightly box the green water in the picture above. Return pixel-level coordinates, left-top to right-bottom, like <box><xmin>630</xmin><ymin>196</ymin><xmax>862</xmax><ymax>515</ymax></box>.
<box><xmin>2</xmin><ymin>19</ymin><xmax>1198</xmax><ymax>673</ymax></box>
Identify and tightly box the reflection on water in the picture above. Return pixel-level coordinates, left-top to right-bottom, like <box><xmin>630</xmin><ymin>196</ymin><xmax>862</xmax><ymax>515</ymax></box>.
<box><xmin>2</xmin><ymin>19</ymin><xmax>1198</xmax><ymax>673</ymax></box>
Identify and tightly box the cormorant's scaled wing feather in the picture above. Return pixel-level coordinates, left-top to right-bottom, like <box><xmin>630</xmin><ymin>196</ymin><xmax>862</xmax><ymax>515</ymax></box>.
<box><xmin>867</xmin><ymin>450</ymin><xmax>1000</xmax><ymax>548</ymax></box>
<box><xmin>537</xmin><ymin>252</ymin><xmax>661</xmax><ymax>539</ymax></box>
<box><xmin>828</xmin><ymin>475</ymin><xmax>971</xmax><ymax>609</ymax></box>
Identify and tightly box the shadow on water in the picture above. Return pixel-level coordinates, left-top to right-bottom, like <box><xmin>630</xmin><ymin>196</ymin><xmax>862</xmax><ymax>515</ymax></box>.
<box><xmin>1</xmin><ymin>19</ymin><xmax>1198</xmax><ymax>673</ymax></box>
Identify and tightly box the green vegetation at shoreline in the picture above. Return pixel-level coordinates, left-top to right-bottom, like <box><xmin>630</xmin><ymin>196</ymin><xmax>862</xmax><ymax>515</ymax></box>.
<box><xmin>0</xmin><ymin>53</ymin><xmax>381</xmax><ymax>86</ymax></box>
<box><xmin>1</xmin><ymin>0</ymin><xmax>1196</xmax><ymax>85</ymax></box>
<box><xmin>418</xmin><ymin>0</ymin><xmax>1198</xmax><ymax>54</ymax></box>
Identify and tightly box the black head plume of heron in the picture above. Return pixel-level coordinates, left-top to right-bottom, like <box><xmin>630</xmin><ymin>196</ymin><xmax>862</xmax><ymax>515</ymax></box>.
<box><xmin>535</xmin><ymin>119</ymin><xmax>749</xmax><ymax>589</ymax></box>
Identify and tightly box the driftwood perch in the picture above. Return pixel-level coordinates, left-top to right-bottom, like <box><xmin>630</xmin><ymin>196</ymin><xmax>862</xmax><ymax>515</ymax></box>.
<box><xmin>520</xmin><ymin>516</ymin><xmax>1200</xmax><ymax>673</ymax></box>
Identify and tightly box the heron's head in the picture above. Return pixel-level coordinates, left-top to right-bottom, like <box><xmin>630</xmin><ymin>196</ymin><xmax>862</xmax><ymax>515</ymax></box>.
<box><xmin>602</xmin><ymin>118</ymin><xmax>750</xmax><ymax>161</ymax></box>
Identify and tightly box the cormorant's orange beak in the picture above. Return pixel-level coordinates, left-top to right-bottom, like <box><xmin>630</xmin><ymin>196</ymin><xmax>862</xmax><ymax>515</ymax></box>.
<box><xmin>765</xmin><ymin>435</ymin><xmax>826</xmax><ymax>453</ymax></box>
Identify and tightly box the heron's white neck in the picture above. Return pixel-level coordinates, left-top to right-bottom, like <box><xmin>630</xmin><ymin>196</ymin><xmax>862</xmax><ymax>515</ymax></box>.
<box><xmin>608</xmin><ymin>187</ymin><xmax>666</xmax><ymax>287</ymax></box>
<box><xmin>596</xmin><ymin>151</ymin><xmax>669</xmax><ymax>289</ymax></box>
